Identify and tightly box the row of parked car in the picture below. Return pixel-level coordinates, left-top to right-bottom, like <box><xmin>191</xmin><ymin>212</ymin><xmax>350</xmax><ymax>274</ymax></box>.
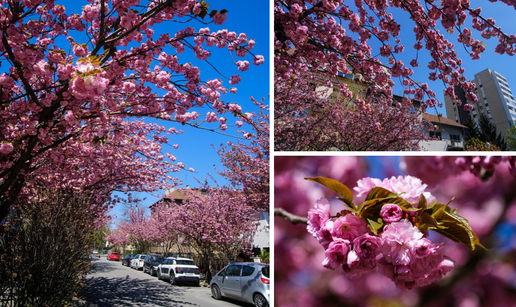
<box><xmin>107</xmin><ymin>251</ymin><xmax>270</xmax><ymax>307</ymax></box>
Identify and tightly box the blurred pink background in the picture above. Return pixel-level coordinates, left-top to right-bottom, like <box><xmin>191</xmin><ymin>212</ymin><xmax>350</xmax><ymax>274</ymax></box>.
<box><xmin>274</xmin><ymin>156</ymin><xmax>516</xmax><ymax>307</ymax></box>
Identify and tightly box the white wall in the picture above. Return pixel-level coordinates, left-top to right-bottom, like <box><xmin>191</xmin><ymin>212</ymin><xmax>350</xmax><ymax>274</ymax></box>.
<box><xmin>253</xmin><ymin>211</ymin><xmax>270</xmax><ymax>250</ymax></box>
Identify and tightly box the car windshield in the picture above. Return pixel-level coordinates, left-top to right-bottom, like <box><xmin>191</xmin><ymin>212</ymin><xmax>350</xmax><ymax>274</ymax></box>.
<box><xmin>261</xmin><ymin>266</ymin><xmax>269</xmax><ymax>278</ymax></box>
<box><xmin>152</xmin><ymin>255</ymin><xmax>164</xmax><ymax>262</ymax></box>
<box><xmin>176</xmin><ymin>260</ymin><xmax>195</xmax><ymax>265</ymax></box>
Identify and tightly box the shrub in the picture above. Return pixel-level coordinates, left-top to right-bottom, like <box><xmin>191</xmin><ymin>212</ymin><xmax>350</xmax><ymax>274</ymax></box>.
<box><xmin>0</xmin><ymin>189</ymin><xmax>99</xmax><ymax>307</ymax></box>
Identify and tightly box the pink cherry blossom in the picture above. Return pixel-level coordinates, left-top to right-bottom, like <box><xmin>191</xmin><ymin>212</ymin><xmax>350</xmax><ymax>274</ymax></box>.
<box><xmin>353</xmin><ymin>234</ymin><xmax>383</xmax><ymax>262</ymax></box>
<box><xmin>0</xmin><ymin>143</ymin><xmax>14</xmax><ymax>155</ymax></box>
<box><xmin>380</xmin><ymin>204</ymin><xmax>403</xmax><ymax>223</ymax></box>
<box><xmin>253</xmin><ymin>55</ymin><xmax>265</xmax><ymax>65</ymax></box>
<box><xmin>332</xmin><ymin>214</ymin><xmax>368</xmax><ymax>241</ymax></box>
<box><xmin>213</xmin><ymin>11</ymin><xmax>227</xmax><ymax>25</ymax></box>
<box><xmin>236</xmin><ymin>60</ymin><xmax>250</xmax><ymax>71</ymax></box>
<box><xmin>323</xmin><ymin>237</ymin><xmax>350</xmax><ymax>270</ymax></box>
<box><xmin>381</xmin><ymin>219</ymin><xmax>423</xmax><ymax>266</ymax></box>
<box><xmin>307</xmin><ymin>197</ymin><xmax>331</xmax><ymax>238</ymax></box>
<box><xmin>354</xmin><ymin>175</ymin><xmax>434</xmax><ymax>203</ymax></box>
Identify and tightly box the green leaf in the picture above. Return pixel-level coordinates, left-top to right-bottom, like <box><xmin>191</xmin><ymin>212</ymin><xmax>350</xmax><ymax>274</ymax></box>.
<box><xmin>419</xmin><ymin>212</ymin><xmax>437</xmax><ymax>228</ymax></box>
<box><xmin>335</xmin><ymin>210</ymin><xmax>352</xmax><ymax>218</ymax></box>
<box><xmin>430</xmin><ymin>203</ymin><xmax>486</xmax><ymax>250</ymax></box>
<box><xmin>358</xmin><ymin>196</ymin><xmax>417</xmax><ymax>223</ymax></box>
<box><xmin>365</xmin><ymin>187</ymin><xmax>396</xmax><ymax>201</ymax></box>
<box><xmin>427</xmin><ymin>199</ymin><xmax>438</xmax><ymax>209</ymax></box>
<box><xmin>209</xmin><ymin>9</ymin><xmax>218</xmax><ymax>18</ymax></box>
<box><xmin>361</xmin><ymin>187</ymin><xmax>418</xmax><ymax>212</ymax></box>
<box><xmin>417</xmin><ymin>194</ymin><xmax>427</xmax><ymax>210</ymax></box>
<box><xmin>305</xmin><ymin>177</ymin><xmax>354</xmax><ymax>209</ymax></box>
<box><xmin>367</xmin><ymin>218</ymin><xmax>384</xmax><ymax>235</ymax></box>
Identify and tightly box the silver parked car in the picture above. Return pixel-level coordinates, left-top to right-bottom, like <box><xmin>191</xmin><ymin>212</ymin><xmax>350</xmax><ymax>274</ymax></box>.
<box><xmin>210</xmin><ymin>262</ymin><xmax>270</xmax><ymax>307</ymax></box>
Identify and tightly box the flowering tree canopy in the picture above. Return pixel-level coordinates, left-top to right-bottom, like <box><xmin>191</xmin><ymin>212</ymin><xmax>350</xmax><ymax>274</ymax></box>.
<box><xmin>175</xmin><ymin>188</ymin><xmax>256</xmax><ymax>252</ymax></box>
<box><xmin>0</xmin><ymin>0</ymin><xmax>264</xmax><ymax>223</ymax></box>
<box><xmin>274</xmin><ymin>76</ymin><xmax>429</xmax><ymax>150</ymax></box>
<box><xmin>274</xmin><ymin>0</ymin><xmax>516</xmax><ymax>150</ymax></box>
<box><xmin>217</xmin><ymin>97</ymin><xmax>270</xmax><ymax>211</ymax></box>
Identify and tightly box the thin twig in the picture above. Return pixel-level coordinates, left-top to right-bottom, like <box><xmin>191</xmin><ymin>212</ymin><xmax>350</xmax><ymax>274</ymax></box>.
<box><xmin>274</xmin><ymin>208</ymin><xmax>307</xmax><ymax>225</ymax></box>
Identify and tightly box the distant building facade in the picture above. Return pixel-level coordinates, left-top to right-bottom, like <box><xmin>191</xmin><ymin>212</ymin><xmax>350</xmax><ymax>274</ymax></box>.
<box><xmin>445</xmin><ymin>68</ymin><xmax>516</xmax><ymax>138</ymax></box>
<box><xmin>418</xmin><ymin>113</ymin><xmax>467</xmax><ymax>151</ymax></box>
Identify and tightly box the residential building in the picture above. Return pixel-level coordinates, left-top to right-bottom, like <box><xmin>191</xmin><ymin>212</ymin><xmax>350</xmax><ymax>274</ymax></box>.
<box><xmin>418</xmin><ymin>113</ymin><xmax>467</xmax><ymax>151</ymax></box>
<box><xmin>156</xmin><ymin>186</ymin><xmax>206</xmax><ymax>207</ymax></box>
<box><xmin>445</xmin><ymin>68</ymin><xmax>516</xmax><ymax>138</ymax></box>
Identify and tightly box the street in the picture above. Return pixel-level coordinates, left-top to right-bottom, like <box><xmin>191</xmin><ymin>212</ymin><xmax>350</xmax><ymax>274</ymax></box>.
<box><xmin>80</xmin><ymin>257</ymin><xmax>254</xmax><ymax>307</ymax></box>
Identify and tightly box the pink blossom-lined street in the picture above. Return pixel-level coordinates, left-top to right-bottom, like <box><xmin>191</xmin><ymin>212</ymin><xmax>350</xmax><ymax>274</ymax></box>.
<box><xmin>80</xmin><ymin>257</ymin><xmax>253</xmax><ymax>307</ymax></box>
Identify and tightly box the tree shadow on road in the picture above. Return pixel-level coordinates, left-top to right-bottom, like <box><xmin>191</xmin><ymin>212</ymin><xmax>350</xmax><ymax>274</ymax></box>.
<box><xmin>81</xmin><ymin>259</ymin><xmax>256</xmax><ymax>307</ymax></box>
<box><xmin>87</xmin><ymin>258</ymin><xmax>121</xmax><ymax>274</ymax></box>
<box><xmin>79</xmin><ymin>275</ymin><xmax>193</xmax><ymax>307</ymax></box>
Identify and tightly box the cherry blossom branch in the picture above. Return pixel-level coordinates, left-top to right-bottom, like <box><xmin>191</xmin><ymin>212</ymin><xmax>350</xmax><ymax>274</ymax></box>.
<box><xmin>274</xmin><ymin>208</ymin><xmax>308</xmax><ymax>225</ymax></box>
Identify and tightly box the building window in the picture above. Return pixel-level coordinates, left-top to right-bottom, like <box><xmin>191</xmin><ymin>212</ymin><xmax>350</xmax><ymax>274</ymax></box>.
<box><xmin>429</xmin><ymin>131</ymin><xmax>442</xmax><ymax>140</ymax></box>
<box><xmin>450</xmin><ymin>134</ymin><xmax>461</xmax><ymax>142</ymax></box>
<box><xmin>495</xmin><ymin>71</ymin><xmax>507</xmax><ymax>82</ymax></box>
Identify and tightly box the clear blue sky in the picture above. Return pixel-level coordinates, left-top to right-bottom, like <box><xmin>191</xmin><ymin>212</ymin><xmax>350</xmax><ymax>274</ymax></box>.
<box><xmin>56</xmin><ymin>1</ymin><xmax>270</xmax><ymax>223</ymax></box>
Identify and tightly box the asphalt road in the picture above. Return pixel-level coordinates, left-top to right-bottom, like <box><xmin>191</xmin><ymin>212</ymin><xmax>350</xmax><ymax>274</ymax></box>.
<box><xmin>80</xmin><ymin>257</ymin><xmax>254</xmax><ymax>307</ymax></box>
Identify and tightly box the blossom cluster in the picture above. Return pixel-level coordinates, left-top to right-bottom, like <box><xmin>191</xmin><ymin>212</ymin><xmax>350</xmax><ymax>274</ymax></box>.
<box><xmin>307</xmin><ymin>176</ymin><xmax>457</xmax><ymax>290</ymax></box>
<box><xmin>354</xmin><ymin>175</ymin><xmax>434</xmax><ymax>203</ymax></box>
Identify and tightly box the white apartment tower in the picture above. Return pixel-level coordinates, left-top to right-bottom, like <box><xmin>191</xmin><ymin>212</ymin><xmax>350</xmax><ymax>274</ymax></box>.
<box><xmin>445</xmin><ymin>68</ymin><xmax>516</xmax><ymax>138</ymax></box>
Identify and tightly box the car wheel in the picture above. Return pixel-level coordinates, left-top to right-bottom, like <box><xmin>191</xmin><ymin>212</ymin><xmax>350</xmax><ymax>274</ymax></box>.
<box><xmin>157</xmin><ymin>270</ymin><xmax>162</xmax><ymax>280</ymax></box>
<box><xmin>211</xmin><ymin>284</ymin><xmax>222</xmax><ymax>300</ymax></box>
<box><xmin>254</xmin><ymin>293</ymin><xmax>268</xmax><ymax>307</ymax></box>
<box><xmin>170</xmin><ymin>273</ymin><xmax>177</xmax><ymax>285</ymax></box>
<box><xmin>151</xmin><ymin>269</ymin><xmax>156</xmax><ymax>276</ymax></box>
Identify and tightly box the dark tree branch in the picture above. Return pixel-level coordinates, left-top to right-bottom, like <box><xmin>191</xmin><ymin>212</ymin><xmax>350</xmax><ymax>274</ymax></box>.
<box><xmin>274</xmin><ymin>208</ymin><xmax>308</xmax><ymax>225</ymax></box>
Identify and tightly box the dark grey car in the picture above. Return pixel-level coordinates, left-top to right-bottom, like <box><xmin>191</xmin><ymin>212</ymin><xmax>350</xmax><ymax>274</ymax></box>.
<box><xmin>210</xmin><ymin>262</ymin><xmax>270</xmax><ymax>307</ymax></box>
<box><xmin>122</xmin><ymin>254</ymin><xmax>133</xmax><ymax>266</ymax></box>
<box><xmin>142</xmin><ymin>254</ymin><xmax>164</xmax><ymax>276</ymax></box>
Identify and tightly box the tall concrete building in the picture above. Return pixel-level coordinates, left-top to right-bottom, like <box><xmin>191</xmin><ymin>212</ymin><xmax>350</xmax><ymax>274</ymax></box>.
<box><xmin>445</xmin><ymin>68</ymin><xmax>516</xmax><ymax>138</ymax></box>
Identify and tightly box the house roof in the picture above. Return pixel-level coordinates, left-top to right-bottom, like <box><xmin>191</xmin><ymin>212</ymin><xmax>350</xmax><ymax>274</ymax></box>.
<box><xmin>163</xmin><ymin>188</ymin><xmax>205</xmax><ymax>200</ymax></box>
<box><xmin>149</xmin><ymin>188</ymin><xmax>206</xmax><ymax>210</ymax></box>
<box><xmin>422</xmin><ymin>113</ymin><xmax>467</xmax><ymax>128</ymax></box>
